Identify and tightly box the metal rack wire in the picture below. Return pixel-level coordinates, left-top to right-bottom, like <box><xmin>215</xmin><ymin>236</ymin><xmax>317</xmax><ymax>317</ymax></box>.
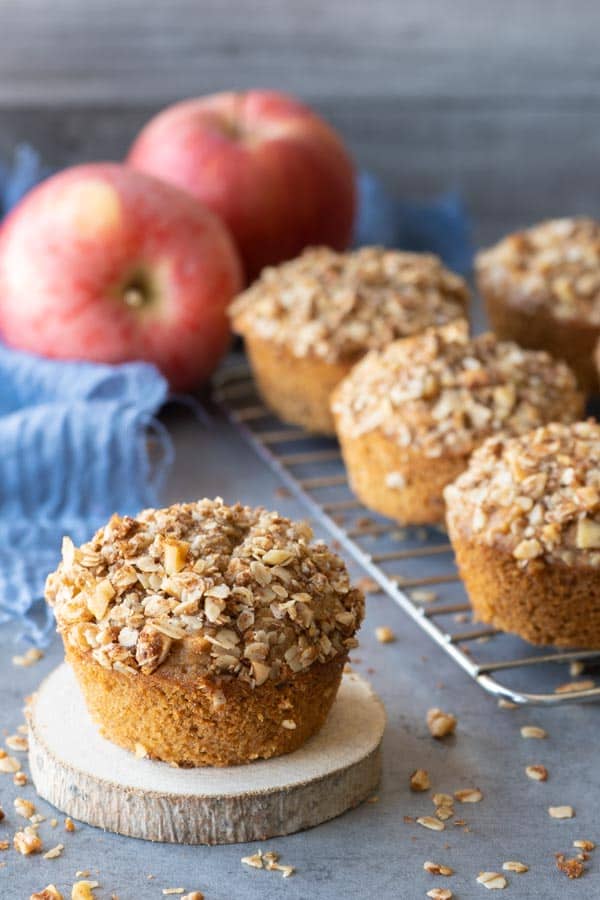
<box><xmin>214</xmin><ymin>362</ymin><xmax>600</xmax><ymax>706</ymax></box>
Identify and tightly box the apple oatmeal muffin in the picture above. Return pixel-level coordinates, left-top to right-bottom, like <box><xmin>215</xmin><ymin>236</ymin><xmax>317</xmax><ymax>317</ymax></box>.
<box><xmin>45</xmin><ymin>498</ymin><xmax>364</xmax><ymax>766</ymax></box>
<box><xmin>445</xmin><ymin>421</ymin><xmax>600</xmax><ymax>647</ymax></box>
<box><xmin>331</xmin><ymin>320</ymin><xmax>583</xmax><ymax>525</ymax></box>
<box><xmin>476</xmin><ymin>217</ymin><xmax>600</xmax><ymax>393</ymax></box>
<box><xmin>230</xmin><ymin>246</ymin><xmax>469</xmax><ymax>434</ymax></box>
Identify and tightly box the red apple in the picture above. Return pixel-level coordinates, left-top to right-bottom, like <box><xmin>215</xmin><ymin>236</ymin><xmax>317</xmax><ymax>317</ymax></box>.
<box><xmin>127</xmin><ymin>90</ymin><xmax>356</xmax><ymax>282</ymax></box>
<box><xmin>0</xmin><ymin>163</ymin><xmax>243</xmax><ymax>389</ymax></box>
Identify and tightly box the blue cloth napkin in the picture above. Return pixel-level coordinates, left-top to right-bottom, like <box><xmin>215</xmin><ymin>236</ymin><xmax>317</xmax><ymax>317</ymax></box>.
<box><xmin>0</xmin><ymin>146</ymin><xmax>472</xmax><ymax>644</ymax></box>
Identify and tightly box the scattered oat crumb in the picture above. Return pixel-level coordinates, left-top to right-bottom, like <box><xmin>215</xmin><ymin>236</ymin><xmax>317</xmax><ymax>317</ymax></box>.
<box><xmin>520</xmin><ymin>725</ymin><xmax>547</xmax><ymax>739</ymax></box>
<box><xmin>242</xmin><ymin>850</ymin><xmax>265</xmax><ymax>869</ymax></box>
<box><xmin>43</xmin><ymin>844</ymin><xmax>64</xmax><ymax>860</ymax></box>
<box><xmin>427</xmin><ymin>708</ymin><xmax>457</xmax><ymax>738</ymax></box>
<box><xmin>497</xmin><ymin>698</ymin><xmax>518</xmax><ymax>709</ymax></box>
<box><xmin>410</xmin><ymin>768</ymin><xmax>431</xmax><ymax>792</ymax></box>
<box><xmin>556</xmin><ymin>853</ymin><xmax>585</xmax><ymax>879</ymax></box>
<box><xmin>454</xmin><ymin>788</ymin><xmax>483</xmax><ymax>803</ymax></box>
<box><xmin>357</xmin><ymin>576</ymin><xmax>380</xmax><ymax>594</ymax></box>
<box><xmin>30</xmin><ymin>887</ymin><xmax>63</xmax><ymax>900</ymax></box>
<box><xmin>426</xmin><ymin>890</ymin><xmax>453</xmax><ymax>899</ymax></box>
<box><xmin>14</xmin><ymin>826</ymin><xmax>43</xmax><ymax>855</ymax></box>
<box><xmin>71</xmin><ymin>882</ymin><xmax>99</xmax><ymax>900</ymax></box>
<box><xmin>0</xmin><ymin>754</ymin><xmax>21</xmax><ymax>773</ymax></box>
<box><xmin>134</xmin><ymin>743</ymin><xmax>148</xmax><ymax>759</ymax></box>
<box><xmin>241</xmin><ymin>848</ymin><xmax>294</xmax><ymax>877</ymax></box>
<box><xmin>549</xmin><ymin>805</ymin><xmax>574</xmax><ymax>819</ymax></box>
<box><xmin>502</xmin><ymin>860</ymin><xmax>528</xmax><ymax>873</ymax></box>
<box><xmin>411</xmin><ymin>590</ymin><xmax>437</xmax><ymax>603</ymax></box>
<box><xmin>417</xmin><ymin>816</ymin><xmax>446</xmax><ymax>832</ymax></box>
<box><xmin>0</xmin><ymin>841</ymin><xmax>9</xmax><ymax>850</ymax></box>
<box><xmin>14</xmin><ymin>770</ymin><xmax>28</xmax><ymax>786</ymax></box>
<box><xmin>64</xmin><ymin>817</ymin><xmax>76</xmax><ymax>832</ymax></box>
<box><xmin>50</xmin><ymin>818</ymin><xmax>58</xmax><ymax>828</ymax></box>
<box><xmin>375</xmin><ymin>626</ymin><xmax>396</xmax><ymax>643</ymax></box>
<box><xmin>281</xmin><ymin>719</ymin><xmax>296</xmax><ymax>730</ymax></box>
<box><xmin>424</xmin><ymin>860</ymin><xmax>454</xmax><ymax>876</ymax></box>
<box><xmin>570</xmin><ymin>660</ymin><xmax>585</xmax><ymax>677</ymax></box>
<box><xmin>162</xmin><ymin>891</ymin><xmax>185</xmax><ymax>897</ymax></box>
<box><xmin>75</xmin><ymin>872</ymin><xmax>90</xmax><ymax>879</ymax></box>
<box><xmin>12</xmin><ymin>648</ymin><xmax>44</xmax><ymax>667</ymax></box>
<box><xmin>525</xmin><ymin>764</ymin><xmax>548</xmax><ymax>781</ymax></box>
<box><xmin>476</xmin><ymin>871</ymin><xmax>507</xmax><ymax>889</ymax></box>
<box><xmin>555</xmin><ymin>679</ymin><xmax>595</xmax><ymax>693</ymax></box>
<box><xmin>432</xmin><ymin>793</ymin><xmax>454</xmax><ymax>807</ymax></box>
<box><xmin>6</xmin><ymin>733</ymin><xmax>28</xmax><ymax>751</ymax></box>
<box><xmin>574</xmin><ymin>840</ymin><xmax>595</xmax><ymax>851</ymax></box>
<box><xmin>436</xmin><ymin>806</ymin><xmax>454</xmax><ymax>821</ymax></box>
<box><xmin>15</xmin><ymin>797</ymin><xmax>36</xmax><ymax>819</ymax></box>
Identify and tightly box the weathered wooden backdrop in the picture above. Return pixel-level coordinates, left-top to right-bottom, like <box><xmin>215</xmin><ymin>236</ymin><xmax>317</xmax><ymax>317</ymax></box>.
<box><xmin>1</xmin><ymin>0</ymin><xmax>599</xmax><ymax>245</ymax></box>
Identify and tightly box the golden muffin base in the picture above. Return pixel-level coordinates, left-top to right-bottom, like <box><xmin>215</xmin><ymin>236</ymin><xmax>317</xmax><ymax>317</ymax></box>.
<box><xmin>335</xmin><ymin>425</ymin><xmax>468</xmax><ymax>525</ymax></box>
<box><xmin>244</xmin><ymin>332</ymin><xmax>353</xmax><ymax>435</ymax></box>
<box><xmin>66</xmin><ymin>647</ymin><xmax>346</xmax><ymax>767</ymax></box>
<box><xmin>450</xmin><ymin>533</ymin><xmax>600</xmax><ymax>648</ymax></box>
<box><xmin>481</xmin><ymin>282</ymin><xmax>600</xmax><ymax>394</ymax></box>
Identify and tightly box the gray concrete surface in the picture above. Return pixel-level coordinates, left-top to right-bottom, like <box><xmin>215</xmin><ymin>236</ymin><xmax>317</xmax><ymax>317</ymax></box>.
<box><xmin>1</xmin><ymin>404</ymin><xmax>599</xmax><ymax>899</ymax></box>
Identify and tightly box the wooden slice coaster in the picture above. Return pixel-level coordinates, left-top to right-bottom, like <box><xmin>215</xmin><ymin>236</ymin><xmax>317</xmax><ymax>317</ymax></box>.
<box><xmin>29</xmin><ymin>663</ymin><xmax>385</xmax><ymax>845</ymax></box>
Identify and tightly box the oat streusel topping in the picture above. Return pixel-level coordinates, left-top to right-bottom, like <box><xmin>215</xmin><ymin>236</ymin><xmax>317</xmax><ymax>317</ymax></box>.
<box><xmin>230</xmin><ymin>246</ymin><xmax>469</xmax><ymax>363</ymax></box>
<box><xmin>476</xmin><ymin>217</ymin><xmax>600</xmax><ymax>324</ymax></box>
<box><xmin>445</xmin><ymin>421</ymin><xmax>600</xmax><ymax>568</ymax></box>
<box><xmin>332</xmin><ymin>321</ymin><xmax>581</xmax><ymax>457</ymax></box>
<box><xmin>45</xmin><ymin>499</ymin><xmax>363</xmax><ymax>685</ymax></box>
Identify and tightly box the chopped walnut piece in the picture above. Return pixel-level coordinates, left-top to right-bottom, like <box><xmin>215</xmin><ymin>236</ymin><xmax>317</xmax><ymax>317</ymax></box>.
<box><xmin>410</xmin><ymin>768</ymin><xmax>431</xmax><ymax>792</ymax></box>
<box><xmin>574</xmin><ymin>840</ymin><xmax>595</xmax><ymax>851</ymax></box>
<box><xmin>502</xmin><ymin>860</ymin><xmax>528</xmax><ymax>873</ymax></box>
<box><xmin>520</xmin><ymin>725</ymin><xmax>547</xmax><ymax>739</ymax></box>
<box><xmin>375</xmin><ymin>626</ymin><xmax>395</xmax><ymax>643</ymax></box>
<box><xmin>427</xmin><ymin>708</ymin><xmax>457</xmax><ymax>739</ymax></box>
<box><xmin>454</xmin><ymin>788</ymin><xmax>482</xmax><ymax>803</ymax></box>
<box><xmin>432</xmin><ymin>793</ymin><xmax>454</xmax><ymax>807</ymax></box>
<box><xmin>417</xmin><ymin>816</ymin><xmax>446</xmax><ymax>832</ymax></box>
<box><xmin>476</xmin><ymin>872</ymin><xmax>507</xmax><ymax>889</ymax></box>
<box><xmin>0</xmin><ymin>840</ymin><xmax>9</xmax><ymax>850</ymax></box>
<box><xmin>525</xmin><ymin>764</ymin><xmax>548</xmax><ymax>781</ymax></box>
<box><xmin>14</xmin><ymin>770</ymin><xmax>28</xmax><ymax>786</ymax></box>
<box><xmin>181</xmin><ymin>894</ymin><xmax>204</xmax><ymax>900</ymax></box>
<box><xmin>14</xmin><ymin>826</ymin><xmax>42</xmax><ymax>855</ymax></box>
<box><xmin>242</xmin><ymin>850</ymin><xmax>264</xmax><ymax>869</ymax></box>
<box><xmin>556</xmin><ymin>853</ymin><xmax>585</xmax><ymax>879</ymax></box>
<box><xmin>435</xmin><ymin>806</ymin><xmax>454</xmax><ymax>821</ymax></box>
<box><xmin>71</xmin><ymin>882</ymin><xmax>99</xmax><ymax>900</ymax></box>
<box><xmin>427</xmin><ymin>890</ymin><xmax>453</xmax><ymax>900</ymax></box>
<box><xmin>549</xmin><ymin>805</ymin><xmax>574</xmax><ymax>819</ymax></box>
<box><xmin>64</xmin><ymin>817</ymin><xmax>76</xmax><ymax>832</ymax></box>
<box><xmin>30</xmin><ymin>887</ymin><xmax>63</xmax><ymax>900</ymax></box>
<box><xmin>424</xmin><ymin>860</ymin><xmax>454</xmax><ymax>876</ymax></box>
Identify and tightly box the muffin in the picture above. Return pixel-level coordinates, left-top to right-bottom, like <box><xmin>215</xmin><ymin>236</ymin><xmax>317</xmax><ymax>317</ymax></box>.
<box><xmin>445</xmin><ymin>421</ymin><xmax>600</xmax><ymax>648</ymax></box>
<box><xmin>230</xmin><ymin>246</ymin><xmax>469</xmax><ymax>434</ymax></box>
<box><xmin>45</xmin><ymin>498</ymin><xmax>364</xmax><ymax>766</ymax></box>
<box><xmin>331</xmin><ymin>320</ymin><xmax>583</xmax><ymax>525</ymax></box>
<box><xmin>476</xmin><ymin>217</ymin><xmax>600</xmax><ymax>393</ymax></box>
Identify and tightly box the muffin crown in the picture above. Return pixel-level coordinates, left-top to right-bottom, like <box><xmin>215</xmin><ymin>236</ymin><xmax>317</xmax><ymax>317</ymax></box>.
<box><xmin>445</xmin><ymin>420</ymin><xmax>600</xmax><ymax>567</ymax></box>
<box><xmin>230</xmin><ymin>246</ymin><xmax>468</xmax><ymax>363</ymax></box>
<box><xmin>476</xmin><ymin>217</ymin><xmax>600</xmax><ymax>324</ymax></box>
<box><xmin>331</xmin><ymin>320</ymin><xmax>582</xmax><ymax>457</ymax></box>
<box><xmin>46</xmin><ymin>498</ymin><xmax>363</xmax><ymax>685</ymax></box>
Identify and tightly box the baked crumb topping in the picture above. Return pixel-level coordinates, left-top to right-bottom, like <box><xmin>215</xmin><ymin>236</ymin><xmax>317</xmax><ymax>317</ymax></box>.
<box><xmin>476</xmin><ymin>217</ymin><xmax>600</xmax><ymax>323</ymax></box>
<box><xmin>445</xmin><ymin>421</ymin><xmax>600</xmax><ymax>567</ymax></box>
<box><xmin>45</xmin><ymin>498</ymin><xmax>363</xmax><ymax>685</ymax></box>
<box><xmin>332</xmin><ymin>321</ymin><xmax>581</xmax><ymax>456</ymax></box>
<box><xmin>230</xmin><ymin>246</ymin><xmax>468</xmax><ymax>363</ymax></box>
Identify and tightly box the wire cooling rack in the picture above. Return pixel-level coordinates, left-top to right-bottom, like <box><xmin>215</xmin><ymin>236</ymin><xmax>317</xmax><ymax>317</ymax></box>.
<box><xmin>214</xmin><ymin>362</ymin><xmax>600</xmax><ymax>706</ymax></box>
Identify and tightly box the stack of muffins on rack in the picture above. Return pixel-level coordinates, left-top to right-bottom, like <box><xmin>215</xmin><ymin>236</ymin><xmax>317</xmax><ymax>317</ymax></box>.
<box><xmin>233</xmin><ymin>228</ymin><xmax>600</xmax><ymax>651</ymax></box>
